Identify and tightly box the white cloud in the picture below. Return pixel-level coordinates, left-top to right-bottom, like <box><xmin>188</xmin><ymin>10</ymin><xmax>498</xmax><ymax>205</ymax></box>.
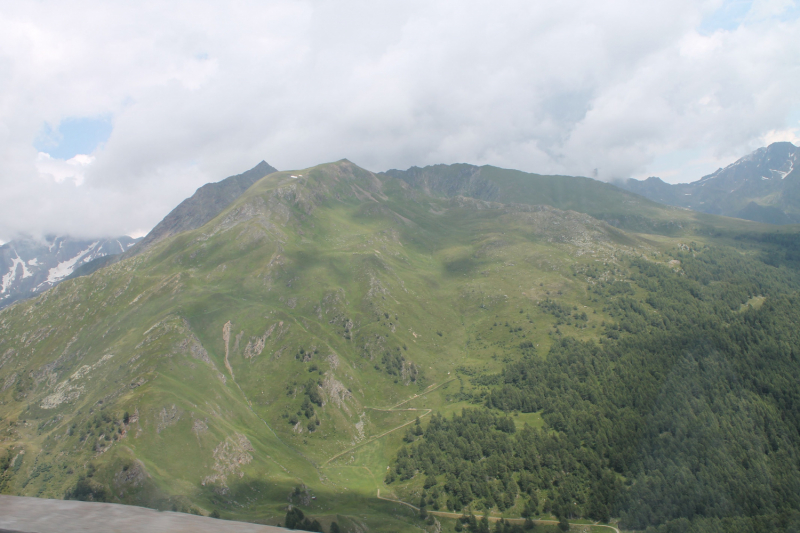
<box><xmin>761</xmin><ymin>128</ymin><xmax>800</xmax><ymax>146</ymax></box>
<box><xmin>0</xmin><ymin>0</ymin><xmax>798</xmax><ymax>239</ymax></box>
<box><xmin>36</xmin><ymin>153</ymin><xmax>93</xmax><ymax>186</ymax></box>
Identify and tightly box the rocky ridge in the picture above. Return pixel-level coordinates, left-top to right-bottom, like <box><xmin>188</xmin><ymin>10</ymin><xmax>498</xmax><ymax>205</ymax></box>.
<box><xmin>618</xmin><ymin>142</ymin><xmax>800</xmax><ymax>224</ymax></box>
<box><xmin>0</xmin><ymin>236</ymin><xmax>140</xmax><ymax>310</ymax></box>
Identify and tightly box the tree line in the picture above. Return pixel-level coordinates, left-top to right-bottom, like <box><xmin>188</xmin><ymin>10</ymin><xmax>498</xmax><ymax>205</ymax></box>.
<box><xmin>388</xmin><ymin>243</ymin><xmax>800</xmax><ymax>532</ymax></box>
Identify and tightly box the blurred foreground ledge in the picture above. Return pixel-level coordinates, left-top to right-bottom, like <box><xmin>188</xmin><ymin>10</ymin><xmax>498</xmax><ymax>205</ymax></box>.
<box><xmin>0</xmin><ymin>495</ymin><xmax>288</xmax><ymax>533</ymax></box>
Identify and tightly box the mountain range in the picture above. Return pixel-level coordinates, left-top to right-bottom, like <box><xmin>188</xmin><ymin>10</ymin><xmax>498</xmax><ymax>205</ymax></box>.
<box><xmin>4</xmin><ymin>142</ymin><xmax>797</xmax><ymax>314</ymax></box>
<box><xmin>617</xmin><ymin>141</ymin><xmax>800</xmax><ymax>224</ymax></box>
<box><xmin>0</xmin><ymin>161</ymin><xmax>279</xmax><ymax>311</ymax></box>
<box><xmin>0</xmin><ymin>236</ymin><xmax>140</xmax><ymax>310</ymax></box>
<box><xmin>5</xmin><ymin>142</ymin><xmax>796</xmax><ymax>312</ymax></box>
<box><xmin>0</xmin><ymin>158</ymin><xmax>798</xmax><ymax>532</ymax></box>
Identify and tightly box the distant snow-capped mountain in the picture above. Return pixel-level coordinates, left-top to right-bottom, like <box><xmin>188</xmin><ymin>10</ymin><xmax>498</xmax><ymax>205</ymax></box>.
<box><xmin>1</xmin><ymin>160</ymin><xmax>277</xmax><ymax>310</ymax></box>
<box><xmin>618</xmin><ymin>142</ymin><xmax>800</xmax><ymax>224</ymax></box>
<box><xmin>0</xmin><ymin>236</ymin><xmax>140</xmax><ymax>309</ymax></box>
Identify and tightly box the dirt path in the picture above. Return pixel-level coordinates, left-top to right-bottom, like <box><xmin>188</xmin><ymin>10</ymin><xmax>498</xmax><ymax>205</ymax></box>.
<box><xmin>321</xmin><ymin>378</ymin><xmax>456</xmax><ymax>467</ymax></box>
<box><xmin>322</xmin><ymin>408</ymin><xmax>431</xmax><ymax>467</ymax></box>
<box><xmin>388</xmin><ymin>378</ymin><xmax>456</xmax><ymax>409</ymax></box>
<box><xmin>324</xmin><ymin>378</ymin><xmax>624</xmax><ymax>533</ymax></box>
<box><xmin>376</xmin><ymin>490</ymin><xmax>621</xmax><ymax>532</ymax></box>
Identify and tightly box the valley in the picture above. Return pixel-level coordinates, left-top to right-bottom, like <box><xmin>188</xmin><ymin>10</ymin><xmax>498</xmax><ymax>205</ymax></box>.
<box><xmin>0</xmin><ymin>160</ymin><xmax>799</xmax><ymax>532</ymax></box>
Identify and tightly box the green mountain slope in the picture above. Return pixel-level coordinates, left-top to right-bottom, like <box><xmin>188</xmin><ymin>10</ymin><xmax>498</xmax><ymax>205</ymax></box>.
<box><xmin>132</xmin><ymin>160</ymin><xmax>278</xmax><ymax>253</ymax></box>
<box><xmin>385</xmin><ymin>163</ymin><xmax>658</xmax><ymax>218</ymax></box>
<box><xmin>383</xmin><ymin>163</ymin><xmax>771</xmax><ymax>235</ymax></box>
<box><xmin>0</xmin><ymin>160</ymin><xmax>799</xmax><ymax>532</ymax></box>
<box><xmin>62</xmin><ymin>161</ymin><xmax>279</xmax><ymax>284</ymax></box>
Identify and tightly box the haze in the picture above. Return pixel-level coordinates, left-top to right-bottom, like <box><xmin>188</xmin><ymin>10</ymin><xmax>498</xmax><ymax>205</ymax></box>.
<box><xmin>1</xmin><ymin>0</ymin><xmax>799</xmax><ymax>240</ymax></box>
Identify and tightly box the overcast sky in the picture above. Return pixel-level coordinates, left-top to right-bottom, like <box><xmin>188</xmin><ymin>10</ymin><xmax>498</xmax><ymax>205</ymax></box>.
<box><xmin>1</xmin><ymin>0</ymin><xmax>799</xmax><ymax>241</ymax></box>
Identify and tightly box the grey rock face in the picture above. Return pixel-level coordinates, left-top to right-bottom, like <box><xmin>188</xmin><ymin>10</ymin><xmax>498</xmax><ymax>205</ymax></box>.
<box><xmin>0</xmin><ymin>235</ymin><xmax>140</xmax><ymax>309</ymax></box>
<box><xmin>618</xmin><ymin>142</ymin><xmax>800</xmax><ymax>224</ymax></box>
<box><xmin>131</xmin><ymin>160</ymin><xmax>277</xmax><ymax>253</ymax></box>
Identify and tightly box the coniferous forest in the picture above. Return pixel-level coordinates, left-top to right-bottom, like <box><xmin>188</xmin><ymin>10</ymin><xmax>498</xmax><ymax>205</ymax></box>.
<box><xmin>387</xmin><ymin>245</ymin><xmax>800</xmax><ymax>533</ymax></box>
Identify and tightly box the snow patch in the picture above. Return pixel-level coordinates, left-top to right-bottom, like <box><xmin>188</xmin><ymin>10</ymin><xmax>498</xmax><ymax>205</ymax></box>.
<box><xmin>45</xmin><ymin>242</ymin><xmax>99</xmax><ymax>284</ymax></box>
<box><xmin>1</xmin><ymin>270</ymin><xmax>14</xmax><ymax>295</ymax></box>
<box><xmin>775</xmin><ymin>159</ymin><xmax>794</xmax><ymax>179</ymax></box>
<box><xmin>1</xmin><ymin>252</ymin><xmax>32</xmax><ymax>294</ymax></box>
<box><xmin>18</xmin><ymin>255</ymin><xmax>31</xmax><ymax>279</ymax></box>
<box><xmin>27</xmin><ymin>258</ymin><xmax>38</xmax><ymax>266</ymax></box>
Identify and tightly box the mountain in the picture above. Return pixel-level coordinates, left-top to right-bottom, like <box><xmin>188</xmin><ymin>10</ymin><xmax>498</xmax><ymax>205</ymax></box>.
<box><xmin>384</xmin><ymin>163</ymin><xmax>681</xmax><ymax>233</ymax></box>
<box><xmin>0</xmin><ymin>162</ymin><xmax>276</xmax><ymax>310</ymax></box>
<box><xmin>618</xmin><ymin>142</ymin><xmax>800</xmax><ymax>224</ymax></box>
<box><xmin>0</xmin><ymin>160</ymin><xmax>799</xmax><ymax>532</ymax></box>
<box><xmin>131</xmin><ymin>160</ymin><xmax>278</xmax><ymax>253</ymax></box>
<box><xmin>0</xmin><ymin>235</ymin><xmax>140</xmax><ymax>310</ymax></box>
<box><xmin>381</xmin><ymin>162</ymin><xmax>776</xmax><ymax>236</ymax></box>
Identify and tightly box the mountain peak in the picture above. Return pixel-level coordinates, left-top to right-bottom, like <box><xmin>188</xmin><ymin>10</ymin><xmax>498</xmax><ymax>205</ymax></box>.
<box><xmin>767</xmin><ymin>140</ymin><xmax>798</xmax><ymax>150</ymax></box>
<box><xmin>733</xmin><ymin>141</ymin><xmax>796</xmax><ymax>167</ymax></box>
<box><xmin>131</xmin><ymin>161</ymin><xmax>278</xmax><ymax>253</ymax></box>
<box><xmin>0</xmin><ymin>235</ymin><xmax>140</xmax><ymax>309</ymax></box>
<box><xmin>617</xmin><ymin>143</ymin><xmax>800</xmax><ymax>224</ymax></box>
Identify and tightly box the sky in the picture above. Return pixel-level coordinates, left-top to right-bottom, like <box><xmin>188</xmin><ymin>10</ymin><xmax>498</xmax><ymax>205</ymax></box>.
<box><xmin>0</xmin><ymin>0</ymin><xmax>799</xmax><ymax>241</ymax></box>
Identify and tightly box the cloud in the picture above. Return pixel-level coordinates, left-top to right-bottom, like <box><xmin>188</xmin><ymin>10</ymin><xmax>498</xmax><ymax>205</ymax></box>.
<box><xmin>0</xmin><ymin>0</ymin><xmax>798</xmax><ymax>239</ymax></box>
<box><xmin>36</xmin><ymin>153</ymin><xmax>93</xmax><ymax>186</ymax></box>
<box><xmin>761</xmin><ymin>127</ymin><xmax>800</xmax><ymax>145</ymax></box>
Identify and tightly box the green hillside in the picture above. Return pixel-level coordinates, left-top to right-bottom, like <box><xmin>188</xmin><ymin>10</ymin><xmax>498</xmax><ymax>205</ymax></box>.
<box><xmin>0</xmin><ymin>160</ymin><xmax>799</xmax><ymax>532</ymax></box>
<box><xmin>383</xmin><ymin>163</ymin><xmax>773</xmax><ymax>235</ymax></box>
